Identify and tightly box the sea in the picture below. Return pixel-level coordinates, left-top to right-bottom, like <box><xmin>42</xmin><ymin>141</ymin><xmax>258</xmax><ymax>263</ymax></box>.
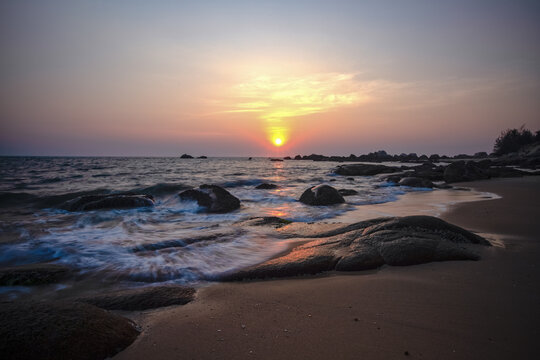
<box><xmin>0</xmin><ymin>156</ymin><xmax>494</xmax><ymax>298</ymax></box>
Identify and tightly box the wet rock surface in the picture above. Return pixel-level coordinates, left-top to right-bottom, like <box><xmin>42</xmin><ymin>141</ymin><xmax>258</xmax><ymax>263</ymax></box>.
<box><xmin>179</xmin><ymin>184</ymin><xmax>240</xmax><ymax>213</ymax></box>
<box><xmin>0</xmin><ymin>263</ymin><xmax>70</xmax><ymax>286</ymax></box>
<box><xmin>338</xmin><ymin>189</ymin><xmax>359</xmax><ymax>196</ymax></box>
<box><xmin>78</xmin><ymin>285</ymin><xmax>196</xmax><ymax>311</ymax></box>
<box><xmin>219</xmin><ymin>216</ymin><xmax>490</xmax><ymax>281</ymax></box>
<box><xmin>61</xmin><ymin>194</ymin><xmax>154</xmax><ymax>211</ymax></box>
<box><xmin>299</xmin><ymin>185</ymin><xmax>345</xmax><ymax>205</ymax></box>
<box><xmin>0</xmin><ymin>301</ymin><xmax>139</xmax><ymax>360</ymax></box>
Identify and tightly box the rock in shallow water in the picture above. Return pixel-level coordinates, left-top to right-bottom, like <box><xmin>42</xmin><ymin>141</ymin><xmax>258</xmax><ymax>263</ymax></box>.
<box><xmin>0</xmin><ymin>263</ymin><xmax>70</xmax><ymax>286</ymax></box>
<box><xmin>217</xmin><ymin>216</ymin><xmax>490</xmax><ymax>281</ymax></box>
<box><xmin>299</xmin><ymin>185</ymin><xmax>345</xmax><ymax>205</ymax></box>
<box><xmin>77</xmin><ymin>285</ymin><xmax>196</xmax><ymax>311</ymax></box>
<box><xmin>0</xmin><ymin>301</ymin><xmax>138</xmax><ymax>360</ymax></box>
<box><xmin>334</xmin><ymin>164</ymin><xmax>399</xmax><ymax>176</ymax></box>
<box><xmin>179</xmin><ymin>184</ymin><xmax>240</xmax><ymax>213</ymax></box>
<box><xmin>61</xmin><ymin>194</ymin><xmax>154</xmax><ymax>211</ymax></box>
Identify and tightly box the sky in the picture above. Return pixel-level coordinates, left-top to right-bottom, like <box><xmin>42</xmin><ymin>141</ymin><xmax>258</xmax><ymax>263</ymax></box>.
<box><xmin>1</xmin><ymin>0</ymin><xmax>539</xmax><ymax>156</ymax></box>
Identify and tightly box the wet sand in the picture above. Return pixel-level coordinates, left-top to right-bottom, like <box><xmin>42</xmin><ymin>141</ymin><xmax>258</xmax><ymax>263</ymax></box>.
<box><xmin>114</xmin><ymin>177</ymin><xmax>540</xmax><ymax>360</ymax></box>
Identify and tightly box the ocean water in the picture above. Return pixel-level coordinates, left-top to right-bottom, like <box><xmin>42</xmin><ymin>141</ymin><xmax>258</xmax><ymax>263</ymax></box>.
<box><xmin>0</xmin><ymin>156</ymin><xmax>466</xmax><ymax>292</ymax></box>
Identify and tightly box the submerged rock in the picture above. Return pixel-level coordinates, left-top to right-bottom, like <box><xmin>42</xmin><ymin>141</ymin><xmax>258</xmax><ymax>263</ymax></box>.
<box><xmin>398</xmin><ymin>177</ymin><xmax>434</xmax><ymax>188</ymax></box>
<box><xmin>78</xmin><ymin>285</ymin><xmax>196</xmax><ymax>311</ymax></box>
<box><xmin>0</xmin><ymin>301</ymin><xmax>138</xmax><ymax>360</ymax></box>
<box><xmin>61</xmin><ymin>194</ymin><xmax>154</xmax><ymax>211</ymax></box>
<box><xmin>235</xmin><ymin>216</ymin><xmax>292</xmax><ymax>228</ymax></box>
<box><xmin>338</xmin><ymin>189</ymin><xmax>358</xmax><ymax>196</ymax></box>
<box><xmin>299</xmin><ymin>185</ymin><xmax>345</xmax><ymax>205</ymax></box>
<box><xmin>179</xmin><ymin>184</ymin><xmax>240</xmax><ymax>213</ymax></box>
<box><xmin>255</xmin><ymin>183</ymin><xmax>278</xmax><ymax>189</ymax></box>
<box><xmin>219</xmin><ymin>216</ymin><xmax>489</xmax><ymax>280</ymax></box>
<box><xmin>0</xmin><ymin>263</ymin><xmax>70</xmax><ymax>286</ymax></box>
<box><xmin>334</xmin><ymin>164</ymin><xmax>399</xmax><ymax>176</ymax></box>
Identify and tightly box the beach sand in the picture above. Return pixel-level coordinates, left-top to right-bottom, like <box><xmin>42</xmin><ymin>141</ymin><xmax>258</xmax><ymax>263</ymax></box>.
<box><xmin>114</xmin><ymin>177</ymin><xmax>540</xmax><ymax>360</ymax></box>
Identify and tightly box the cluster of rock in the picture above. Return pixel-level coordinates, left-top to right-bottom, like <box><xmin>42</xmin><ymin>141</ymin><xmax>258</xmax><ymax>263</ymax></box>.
<box><xmin>0</xmin><ymin>261</ymin><xmax>197</xmax><ymax>360</ymax></box>
<box><xmin>281</xmin><ymin>146</ymin><xmax>540</xmax><ymax>169</ymax></box>
<box><xmin>218</xmin><ymin>215</ymin><xmax>490</xmax><ymax>281</ymax></box>
<box><xmin>335</xmin><ymin>160</ymin><xmax>532</xmax><ymax>185</ymax></box>
<box><xmin>180</xmin><ymin>154</ymin><xmax>207</xmax><ymax>159</ymax></box>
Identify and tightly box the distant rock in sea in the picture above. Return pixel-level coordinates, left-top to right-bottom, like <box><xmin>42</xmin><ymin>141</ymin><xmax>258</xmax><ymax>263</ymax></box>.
<box><xmin>179</xmin><ymin>184</ymin><xmax>240</xmax><ymax>213</ymax></box>
<box><xmin>180</xmin><ymin>154</ymin><xmax>194</xmax><ymax>159</ymax></box>
<box><xmin>197</xmin><ymin>155</ymin><xmax>208</xmax><ymax>159</ymax></box>
<box><xmin>334</xmin><ymin>163</ymin><xmax>399</xmax><ymax>176</ymax></box>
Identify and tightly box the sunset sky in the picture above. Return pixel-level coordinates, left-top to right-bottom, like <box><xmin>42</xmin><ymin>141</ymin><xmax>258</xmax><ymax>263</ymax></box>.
<box><xmin>1</xmin><ymin>0</ymin><xmax>539</xmax><ymax>156</ymax></box>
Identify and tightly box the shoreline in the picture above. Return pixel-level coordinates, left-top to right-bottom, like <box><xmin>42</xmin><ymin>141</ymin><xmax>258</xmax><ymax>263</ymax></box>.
<box><xmin>113</xmin><ymin>176</ymin><xmax>540</xmax><ymax>360</ymax></box>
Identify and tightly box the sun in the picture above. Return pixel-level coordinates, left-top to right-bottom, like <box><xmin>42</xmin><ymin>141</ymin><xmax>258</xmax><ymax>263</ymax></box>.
<box><xmin>273</xmin><ymin>138</ymin><xmax>283</xmax><ymax>146</ymax></box>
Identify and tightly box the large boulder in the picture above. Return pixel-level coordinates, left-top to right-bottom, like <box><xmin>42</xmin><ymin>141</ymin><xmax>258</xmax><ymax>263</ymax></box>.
<box><xmin>61</xmin><ymin>194</ymin><xmax>154</xmax><ymax>211</ymax></box>
<box><xmin>77</xmin><ymin>285</ymin><xmax>196</xmax><ymax>311</ymax></box>
<box><xmin>443</xmin><ymin>161</ymin><xmax>490</xmax><ymax>183</ymax></box>
<box><xmin>0</xmin><ymin>263</ymin><xmax>70</xmax><ymax>286</ymax></box>
<box><xmin>334</xmin><ymin>164</ymin><xmax>399</xmax><ymax>176</ymax></box>
<box><xmin>0</xmin><ymin>301</ymin><xmax>138</xmax><ymax>360</ymax></box>
<box><xmin>299</xmin><ymin>185</ymin><xmax>345</xmax><ymax>205</ymax></box>
<box><xmin>398</xmin><ymin>177</ymin><xmax>434</xmax><ymax>188</ymax></box>
<box><xmin>179</xmin><ymin>184</ymin><xmax>240</xmax><ymax>213</ymax></box>
<box><xmin>218</xmin><ymin>216</ymin><xmax>489</xmax><ymax>280</ymax></box>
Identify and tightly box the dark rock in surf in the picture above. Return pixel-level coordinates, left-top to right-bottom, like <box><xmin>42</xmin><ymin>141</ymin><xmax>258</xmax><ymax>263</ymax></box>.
<box><xmin>219</xmin><ymin>216</ymin><xmax>489</xmax><ymax>281</ymax></box>
<box><xmin>398</xmin><ymin>177</ymin><xmax>434</xmax><ymax>188</ymax></box>
<box><xmin>255</xmin><ymin>183</ymin><xmax>278</xmax><ymax>190</ymax></box>
<box><xmin>179</xmin><ymin>184</ymin><xmax>240</xmax><ymax>213</ymax></box>
<box><xmin>78</xmin><ymin>285</ymin><xmax>196</xmax><ymax>311</ymax></box>
<box><xmin>180</xmin><ymin>154</ymin><xmax>194</xmax><ymax>159</ymax></box>
<box><xmin>0</xmin><ymin>263</ymin><xmax>70</xmax><ymax>286</ymax></box>
<box><xmin>338</xmin><ymin>189</ymin><xmax>358</xmax><ymax>196</ymax></box>
<box><xmin>0</xmin><ymin>301</ymin><xmax>138</xmax><ymax>360</ymax></box>
<box><xmin>197</xmin><ymin>156</ymin><xmax>208</xmax><ymax>159</ymax></box>
<box><xmin>299</xmin><ymin>185</ymin><xmax>345</xmax><ymax>205</ymax></box>
<box><xmin>334</xmin><ymin>164</ymin><xmax>399</xmax><ymax>176</ymax></box>
<box><xmin>61</xmin><ymin>194</ymin><xmax>154</xmax><ymax>211</ymax></box>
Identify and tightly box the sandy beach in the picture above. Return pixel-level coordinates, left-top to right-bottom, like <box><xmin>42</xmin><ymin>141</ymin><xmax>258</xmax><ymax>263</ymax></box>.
<box><xmin>113</xmin><ymin>176</ymin><xmax>540</xmax><ymax>360</ymax></box>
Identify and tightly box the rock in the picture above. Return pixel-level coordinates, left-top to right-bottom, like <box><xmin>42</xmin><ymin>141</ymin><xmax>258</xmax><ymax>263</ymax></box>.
<box><xmin>180</xmin><ymin>154</ymin><xmax>194</xmax><ymax>159</ymax></box>
<box><xmin>61</xmin><ymin>194</ymin><xmax>154</xmax><ymax>211</ymax></box>
<box><xmin>0</xmin><ymin>301</ymin><xmax>138</xmax><ymax>360</ymax></box>
<box><xmin>398</xmin><ymin>177</ymin><xmax>434</xmax><ymax>188</ymax></box>
<box><xmin>198</xmin><ymin>156</ymin><xmax>208</xmax><ymax>159</ymax></box>
<box><xmin>283</xmin><ymin>156</ymin><xmax>292</xmax><ymax>160</ymax></box>
<box><xmin>78</xmin><ymin>285</ymin><xmax>196</xmax><ymax>311</ymax></box>
<box><xmin>299</xmin><ymin>185</ymin><xmax>345</xmax><ymax>205</ymax></box>
<box><xmin>255</xmin><ymin>183</ymin><xmax>278</xmax><ymax>189</ymax></box>
<box><xmin>294</xmin><ymin>155</ymin><xmax>302</xmax><ymax>160</ymax></box>
<box><xmin>179</xmin><ymin>184</ymin><xmax>240</xmax><ymax>213</ymax></box>
<box><xmin>0</xmin><ymin>263</ymin><xmax>70</xmax><ymax>286</ymax></box>
<box><xmin>338</xmin><ymin>189</ymin><xmax>358</xmax><ymax>196</ymax></box>
<box><xmin>334</xmin><ymin>164</ymin><xmax>399</xmax><ymax>176</ymax></box>
<box><xmin>443</xmin><ymin>161</ymin><xmax>490</xmax><ymax>183</ymax></box>
<box><xmin>235</xmin><ymin>217</ymin><xmax>292</xmax><ymax>228</ymax></box>
<box><xmin>270</xmin><ymin>158</ymin><xmax>283</xmax><ymax>162</ymax></box>
<box><xmin>488</xmin><ymin>167</ymin><xmax>528</xmax><ymax>178</ymax></box>
<box><xmin>219</xmin><ymin>216</ymin><xmax>489</xmax><ymax>280</ymax></box>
